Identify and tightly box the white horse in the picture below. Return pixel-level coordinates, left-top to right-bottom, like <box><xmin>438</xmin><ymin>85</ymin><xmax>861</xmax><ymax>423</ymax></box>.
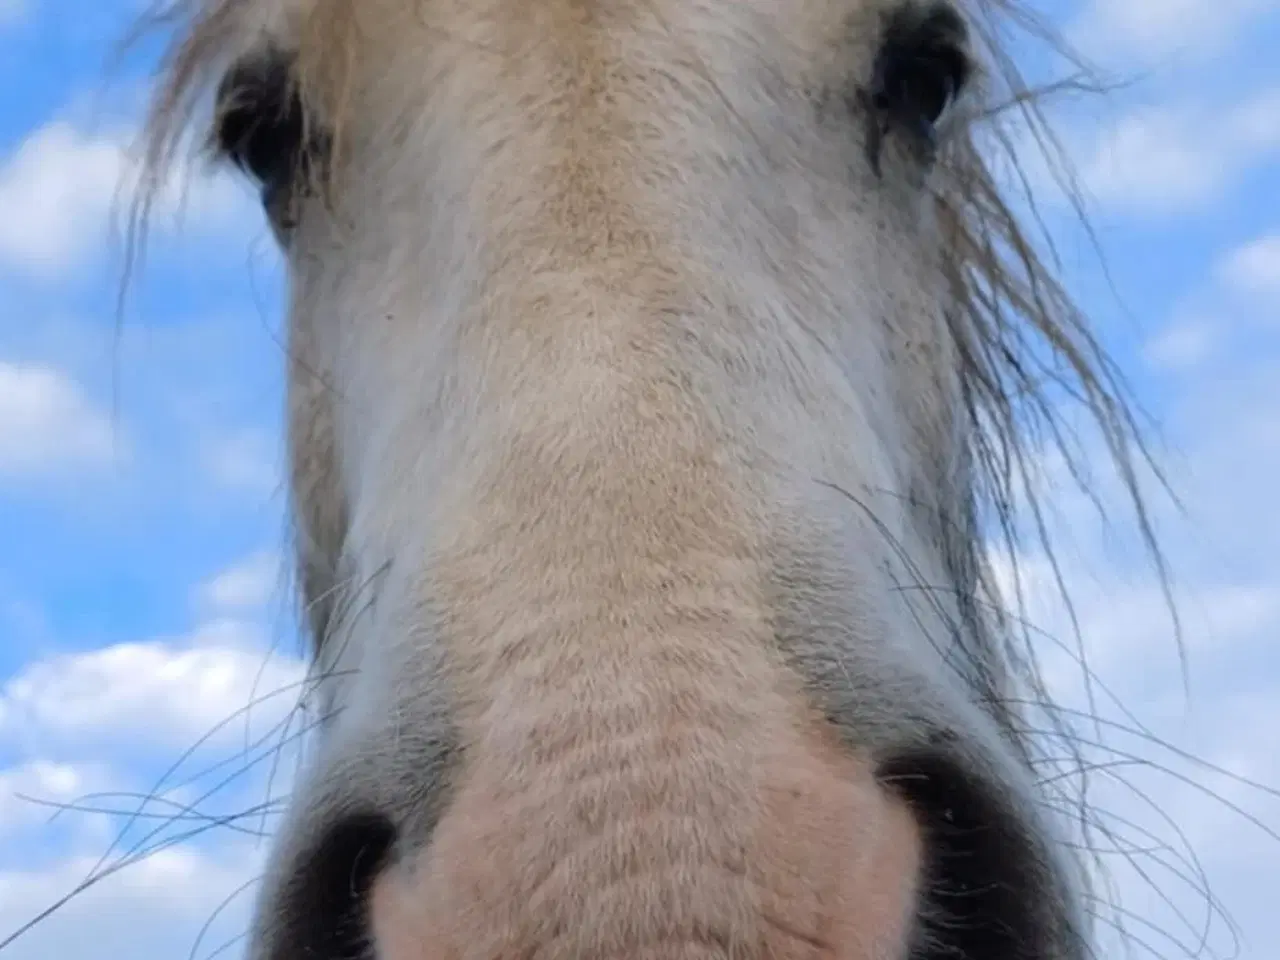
<box><xmin>124</xmin><ymin>1</ymin><xmax>1167</xmax><ymax>958</ymax></box>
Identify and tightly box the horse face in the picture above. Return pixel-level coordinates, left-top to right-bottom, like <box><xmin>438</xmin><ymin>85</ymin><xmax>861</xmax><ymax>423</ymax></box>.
<box><xmin>144</xmin><ymin>1</ymin><xmax>1089</xmax><ymax>957</ymax></box>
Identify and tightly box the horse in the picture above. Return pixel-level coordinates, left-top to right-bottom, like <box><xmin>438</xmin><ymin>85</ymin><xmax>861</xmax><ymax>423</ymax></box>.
<box><xmin>124</xmin><ymin>1</ymin><xmax>1169</xmax><ymax>958</ymax></box>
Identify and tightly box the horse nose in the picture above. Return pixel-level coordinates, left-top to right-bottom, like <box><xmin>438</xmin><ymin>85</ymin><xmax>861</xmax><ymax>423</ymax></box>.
<box><xmin>359</xmin><ymin>732</ymin><xmax>926</xmax><ymax>960</ymax></box>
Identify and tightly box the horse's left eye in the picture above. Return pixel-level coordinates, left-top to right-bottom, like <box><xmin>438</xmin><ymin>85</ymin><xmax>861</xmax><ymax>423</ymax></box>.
<box><xmin>866</xmin><ymin>2</ymin><xmax>972</xmax><ymax>159</ymax></box>
<box><xmin>213</xmin><ymin>51</ymin><xmax>319</xmax><ymax>229</ymax></box>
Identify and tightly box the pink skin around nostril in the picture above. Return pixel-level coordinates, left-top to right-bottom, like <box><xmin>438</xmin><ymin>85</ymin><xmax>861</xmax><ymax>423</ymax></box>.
<box><xmin>369</xmin><ymin>720</ymin><xmax>923</xmax><ymax>960</ymax></box>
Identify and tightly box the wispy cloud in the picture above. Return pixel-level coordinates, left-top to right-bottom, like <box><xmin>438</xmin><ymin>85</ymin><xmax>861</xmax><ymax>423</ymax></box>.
<box><xmin>1071</xmin><ymin>0</ymin><xmax>1275</xmax><ymax>65</ymax></box>
<box><xmin>0</xmin><ymin>361</ymin><xmax>121</xmax><ymax>477</ymax></box>
<box><xmin>0</xmin><ymin>537</ymin><xmax>307</xmax><ymax>957</ymax></box>
<box><xmin>0</xmin><ymin>560</ymin><xmax>304</xmax><ymax>959</ymax></box>
<box><xmin>201</xmin><ymin>427</ymin><xmax>281</xmax><ymax>496</ymax></box>
<box><xmin>1140</xmin><ymin>224</ymin><xmax>1280</xmax><ymax>373</ymax></box>
<box><xmin>196</xmin><ymin>551</ymin><xmax>283</xmax><ymax>615</ymax></box>
<box><xmin>0</xmin><ymin>120</ymin><xmax>253</xmax><ymax>276</ymax></box>
<box><xmin>0</xmin><ymin>307</ymin><xmax>286</xmax><ymax>515</ymax></box>
<box><xmin>1143</xmin><ymin>315</ymin><xmax>1219</xmax><ymax>373</ymax></box>
<box><xmin>0</xmin><ymin>124</ymin><xmax>129</xmax><ymax>274</ymax></box>
<box><xmin>0</xmin><ymin>624</ymin><xmax>305</xmax><ymax>752</ymax></box>
<box><xmin>0</xmin><ymin>845</ymin><xmax>264</xmax><ymax>960</ymax></box>
<box><xmin>1076</xmin><ymin>90</ymin><xmax>1280</xmax><ymax>215</ymax></box>
<box><xmin>0</xmin><ymin>762</ymin><xmax>118</xmax><ymax>837</ymax></box>
<box><xmin>1215</xmin><ymin>231</ymin><xmax>1280</xmax><ymax>298</ymax></box>
<box><xmin>991</xmin><ymin>368</ymin><xmax>1280</xmax><ymax>958</ymax></box>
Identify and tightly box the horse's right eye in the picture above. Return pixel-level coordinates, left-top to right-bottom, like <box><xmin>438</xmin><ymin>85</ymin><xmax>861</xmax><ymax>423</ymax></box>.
<box><xmin>871</xmin><ymin>3</ymin><xmax>971</xmax><ymax>132</ymax></box>
<box><xmin>213</xmin><ymin>52</ymin><xmax>319</xmax><ymax>225</ymax></box>
<box><xmin>859</xmin><ymin>1</ymin><xmax>973</xmax><ymax>175</ymax></box>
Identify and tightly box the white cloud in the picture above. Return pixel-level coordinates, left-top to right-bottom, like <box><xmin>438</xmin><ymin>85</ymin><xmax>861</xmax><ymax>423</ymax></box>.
<box><xmin>1143</xmin><ymin>315</ymin><xmax>1218</xmax><ymax>372</ymax></box>
<box><xmin>197</xmin><ymin>551</ymin><xmax>283</xmax><ymax>614</ymax></box>
<box><xmin>0</xmin><ymin>604</ymin><xmax>298</xmax><ymax>958</ymax></box>
<box><xmin>0</xmin><ymin>844</ymin><xmax>263</xmax><ymax>960</ymax></box>
<box><xmin>0</xmin><ymin>123</ymin><xmax>123</xmax><ymax>272</ymax></box>
<box><xmin>1002</xmin><ymin>345</ymin><xmax>1280</xmax><ymax>677</ymax></box>
<box><xmin>1013</xmin><ymin>604</ymin><xmax>1280</xmax><ymax>957</ymax></box>
<box><xmin>977</xmin><ymin>305</ymin><xmax>1280</xmax><ymax>957</ymax></box>
<box><xmin>1071</xmin><ymin>0</ymin><xmax>1275</xmax><ymax>65</ymax></box>
<box><xmin>0</xmin><ymin>591</ymin><xmax>304</xmax><ymax>957</ymax></box>
<box><xmin>203</xmin><ymin>427</ymin><xmax>281</xmax><ymax>495</ymax></box>
<box><xmin>1216</xmin><ymin>231</ymin><xmax>1280</xmax><ymax>297</ymax></box>
<box><xmin>0</xmin><ymin>623</ymin><xmax>307</xmax><ymax>752</ymax></box>
<box><xmin>0</xmin><ymin>120</ymin><xmax>252</xmax><ymax>275</ymax></box>
<box><xmin>0</xmin><ymin>361</ymin><xmax>120</xmax><ymax>476</ymax></box>
<box><xmin>1076</xmin><ymin>91</ymin><xmax>1280</xmax><ymax>215</ymax></box>
<box><xmin>0</xmin><ymin>313</ymin><xmax>288</xmax><ymax>509</ymax></box>
<box><xmin>0</xmin><ymin>762</ymin><xmax>116</xmax><ymax>835</ymax></box>
<box><xmin>1142</xmin><ymin>229</ymin><xmax>1280</xmax><ymax>373</ymax></box>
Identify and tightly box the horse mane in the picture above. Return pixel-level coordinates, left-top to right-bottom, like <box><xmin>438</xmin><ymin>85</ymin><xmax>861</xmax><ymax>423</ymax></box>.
<box><xmin>123</xmin><ymin>0</ymin><xmax>1179</xmax><ymax>941</ymax></box>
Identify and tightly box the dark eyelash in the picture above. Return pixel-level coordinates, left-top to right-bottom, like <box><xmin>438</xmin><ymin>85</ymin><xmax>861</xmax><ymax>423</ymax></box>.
<box><xmin>213</xmin><ymin>54</ymin><xmax>303</xmax><ymax>181</ymax></box>
<box><xmin>212</xmin><ymin>51</ymin><xmax>327</xmax><ymax>231</ymax></box>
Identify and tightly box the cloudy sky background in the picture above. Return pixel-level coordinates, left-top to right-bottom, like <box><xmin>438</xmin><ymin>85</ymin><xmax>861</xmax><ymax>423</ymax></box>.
<box><xmin>1</xmin><ymin>0</ymin><xmax>1277</xmax><ymax>957</ymax></box>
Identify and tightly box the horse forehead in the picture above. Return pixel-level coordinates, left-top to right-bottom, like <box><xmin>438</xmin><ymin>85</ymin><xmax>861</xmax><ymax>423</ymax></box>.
<box><xmin>258</xmin><ymin>0</ymin><xmax>960</xmax><ymax>518</ymax></box>
<box><xmin>213</xmin><ymin>0</ymin><xmax>903</xmax><ymax>72</ymax></box>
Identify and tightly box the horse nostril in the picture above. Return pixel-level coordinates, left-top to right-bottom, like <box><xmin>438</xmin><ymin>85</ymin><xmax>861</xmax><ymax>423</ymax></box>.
<box><xmin>273</xmin><ymin>812</ymin><xmax>397</xmax><ymax>960</ymax></box>
<box><xmin>878</xmin><ymin>751</ymin><xmax>1078</xmax><ymax>960</ymax></box>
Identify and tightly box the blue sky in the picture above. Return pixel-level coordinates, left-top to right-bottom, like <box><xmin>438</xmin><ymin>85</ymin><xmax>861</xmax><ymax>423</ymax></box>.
<box><xmin>0</xmin><ymin>0</ymin><xmax>1277</xmax><ymax>958</ymax></box>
